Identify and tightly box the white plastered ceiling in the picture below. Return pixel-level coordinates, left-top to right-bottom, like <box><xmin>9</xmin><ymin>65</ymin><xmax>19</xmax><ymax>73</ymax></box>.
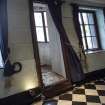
<box><xmin>65</xmin><ymin>0</ymin><xmax>105</xmax><ymax>6</ymax></box>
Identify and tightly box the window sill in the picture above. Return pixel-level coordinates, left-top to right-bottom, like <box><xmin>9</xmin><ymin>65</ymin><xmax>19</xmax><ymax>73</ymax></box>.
<box><xmin>85</xmin><ymin>50</ymin><xmax>105</xmax><ymax>54</ymax></box>
<box><xmin>37</xmin><ymin>41</ymin><xmax>50</xmax><ymax>43</ymax></box>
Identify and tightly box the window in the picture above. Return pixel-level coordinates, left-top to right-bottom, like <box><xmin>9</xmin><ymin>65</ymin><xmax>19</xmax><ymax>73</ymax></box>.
<box><xmin>78</xmin><ymin>10</ymin><xmax>101</xmax><ymax>51</ymax></box>
<box><xmin>34</xmin><ymin>11</ymin><xmax>49</xmax><ymax>42</ymax></box>
<box><xmin>0</xmin><ymin>51</ymin><xmax>4</xmax><ymax>68</ymax></box>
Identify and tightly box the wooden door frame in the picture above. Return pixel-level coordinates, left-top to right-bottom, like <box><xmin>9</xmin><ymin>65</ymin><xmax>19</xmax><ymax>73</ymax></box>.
<box><xmin>28</xmin><ymin>0</ymin><xmax>72</xmax><ymax>98</ymax></box>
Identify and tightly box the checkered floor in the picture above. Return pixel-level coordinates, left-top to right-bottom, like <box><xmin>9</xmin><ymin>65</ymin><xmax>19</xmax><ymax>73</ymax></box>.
<box><xmin>34</xmin><ymin>78</ymin><xmax>105</xmax><ymax>105</ymax></box>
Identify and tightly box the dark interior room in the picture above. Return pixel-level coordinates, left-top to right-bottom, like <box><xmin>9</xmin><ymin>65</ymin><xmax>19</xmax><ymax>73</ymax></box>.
<box><xmin>0</xmin><ymin>0</ymin><xmax>105</xmax><ymax>105</ymax></box>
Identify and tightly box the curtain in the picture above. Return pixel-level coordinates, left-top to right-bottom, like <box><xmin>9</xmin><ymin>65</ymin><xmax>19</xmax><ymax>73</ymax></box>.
<box><xmin>47</xmin><ymin>0</ymin><xmax>85</xmax><ymax>82</ymax></box>
<box><xmin>72</xmin><ymin>4</ymin><xmax>83</xmax><ymax>46</ymax></box>
<box><xmin>0</xmin><ymin>0</ymin><xmax>8</xmax><ymax>63</ymax></box>
<box><xmin>0</xmin><ymin>0</ymin><xmax>12</xmax><ymax>76</ymax></box>
<box><xmin>71</xmin><ymin>4</ymin><xmax>88</xmax><ymax>72</ymax></box>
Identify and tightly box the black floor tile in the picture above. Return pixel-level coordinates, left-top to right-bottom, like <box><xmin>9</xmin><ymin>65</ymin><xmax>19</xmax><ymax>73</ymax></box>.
<box><xmin>86</xmin><ymin>95</ymin><xmax>100</xmax><ymax>103</ymax></box>
<box><xmin>72</xmin><ymin>102</ymin><xmax>86</xmax><ymax>105</ymax></box>
<box><xmin>59</xmin><ymin>94</ymin><xmax>72</xmax><ymax>101</ymax></box>
<box><xmin>85</xmin><ymin>84</ymin><xmax>96</xmax><ymax>89</ymax></box>
<box><xmin>97</xmin><ymin>90</ymin><xmax>105</xmax><ymax>96</ymax></box>
<box><xmin>95</xmin><ymin>81</ymin><xmax>105</xmax><ymax>85</ymax></box>
<box><xmin>73</xmin><ymin>89</ymin><xmax>85</xmax><ymax>94</ymax></box>
<box><xmin>43</xmin><ymin>100</ymin><xmax>58</xmax><ymax>105</ymax></box>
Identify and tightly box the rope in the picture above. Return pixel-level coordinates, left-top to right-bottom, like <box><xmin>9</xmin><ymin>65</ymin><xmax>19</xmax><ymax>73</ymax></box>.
<box><xmin>3</xmin><ymin>54</ymin><xmax>9</xmax><ymax>66</ymax></box>
<box><xmin>79</xmin><ymin>43</ymin><xmax>88</xmax><ymax>71</ymax></box>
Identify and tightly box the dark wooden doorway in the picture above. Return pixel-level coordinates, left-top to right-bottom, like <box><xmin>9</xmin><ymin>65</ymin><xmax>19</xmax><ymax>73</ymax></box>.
<box><xmin>29</xmin><ymin>0</ymin><xmax>72</xmax><ymax>98</ymax></box>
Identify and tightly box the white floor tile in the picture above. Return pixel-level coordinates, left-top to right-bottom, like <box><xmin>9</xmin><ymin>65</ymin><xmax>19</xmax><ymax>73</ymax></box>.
<box><xmin>85</xmin><ymin>89</ymin><xmax>98</xmax><ymax>96</ymax></box>
<box><xmin>58</xmin><ymin>100</ymin><xmax>72</xmax><ymax>105</ymax></box>
<box><xmin>99</xmin><ymin>96</ymin><xmax>105</xmax><ymax>104</ymax></box>
<box><xmin>96</xmin><ymin>85</ymin><xmax>105</xmax><ymax>90</ymax></box>
<box><xmin>72</xmin><ymin>94</ymin><xmax>86</xmax><ymax>102</ymax></box>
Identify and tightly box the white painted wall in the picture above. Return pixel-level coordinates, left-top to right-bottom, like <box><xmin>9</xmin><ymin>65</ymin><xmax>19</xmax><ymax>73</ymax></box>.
<box><xmin>38</xmin><ymin>43</ymin><xmax>51</xmax><ymax>65</ymax></box>
<box><xmin>47</xmin><ymin>10</ymin><xmax>66</xmax><ymax>78</ymax></box>
<box><xmin>66</xmin><ymin>0</ymin><xmax>105</xmax><ymax>7</ymax></box>
<box><xmin>0</xmin><ymin>0</ymin><xmax>39</xmax><ymax>98</ymax></box>
<box><xmin>62</xmin><ymin>1</ymin><xmax>105</xmax><ymax>73</ymax></box>
<box><xmin>96</xmin><ymin>9</ymin><xmax>105</xmax><ymax>49</ymax></box>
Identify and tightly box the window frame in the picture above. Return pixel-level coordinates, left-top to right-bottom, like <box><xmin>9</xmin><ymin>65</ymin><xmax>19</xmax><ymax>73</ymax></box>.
<box><xmin>34</xmin><ymin>11</ymin><xmax>49</xmax><ymax>43</ymax></box>
<box><xmin>79</xmin><ymin>9</ymin><xmax>101</xmax><ymax>52</ymax></box>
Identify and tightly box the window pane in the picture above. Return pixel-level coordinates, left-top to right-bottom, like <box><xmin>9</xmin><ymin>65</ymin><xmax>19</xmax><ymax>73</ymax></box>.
<box><xmin>44</xmin><ymin>12</ymin><xmax>48</xmax><ymax>26</ymax></box>
<box><xmin>85</xmin><ymin>25</ymin><xmax>91</xmax><ymax>36</ymax></box>
<box><xmin>78</xmin><ymin>13</ymin><xmax>82</xmax><ymax>24</ymax></box>
<box><xmin>87</xmin><ymin>37</ymin><xmax>92</xmax><ymax>49</ymax></box>
<box><xmin>0</xmin><ymin>50</ymin><xmax>4</xmax><ymax>68</ymax></box>
<box><xmin>80</xmin><ymin>25</ymin><xmax>84</xmax><ymax>37</ymax></box>
<box><xmin>91</xmin><ymin>37</ymin><xmax>98</xmax><ymax>48</ymax></box>
<box><xmin>90</xmin><ymin>25</ymin><xmax>96</xmax><ymax>36</ymax></box>
<box><xmin>82</xmin><ymin>13</ymin><xmax>88</xmax><ymax>24</ymax></box>
<box><xmin>46</xmin><ymin>27</ymin><xmax>50</xmax><ymax>42</ymax></box>
<box><xmin>34</xmin><ymin>13</ymin><xmax>43</xmax><ymax>26</ymax></box>
<box><xmin>82</xmin><ymin>37</ymin><xmax>86</xmax><ymax>50</ymax></box>
<box><xmin>36</xmin><ymin>27</ymin><xmax>45</xmax><ymax>42</ymax></box>
<box><xmin>88</xmin><ymin>13</ymin><xmax>94</xmax><ymax>24</ymax></box>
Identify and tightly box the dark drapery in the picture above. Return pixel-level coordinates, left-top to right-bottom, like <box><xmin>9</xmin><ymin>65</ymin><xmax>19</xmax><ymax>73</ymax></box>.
<box><xmin>0</xmin><ymin>0</ymin><xmax>13</xmax><ymax>76</ymax></box>
<box><xmin>71</xmin><ymin>4</ymin><xmax>83</xmax><ymax>46</ymax></box>
<box><xmin>47</xmin><ymin>0</ymin><xmax>85</xmax><ymax>82</ymax></box>
<box><xmin>34</xmin><ymin>0</ymin><xmax>85</xmax><ymax>82</ymax></box>
<box><xmin>71</xmin><ymin>4</ymin><xmax>87</xmax><ymax>70</ymax></box>
<box><xmin>0</xmin><ymin>0</ymin><xmax>8</xmax><ymax>64</ymax></box>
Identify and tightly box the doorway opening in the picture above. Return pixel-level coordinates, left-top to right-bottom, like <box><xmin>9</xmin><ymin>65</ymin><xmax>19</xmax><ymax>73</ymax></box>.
<box><xmin>33</xmin><ymin>3</ymin><xmax>66</xmax><ymax>86</ymax></box>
